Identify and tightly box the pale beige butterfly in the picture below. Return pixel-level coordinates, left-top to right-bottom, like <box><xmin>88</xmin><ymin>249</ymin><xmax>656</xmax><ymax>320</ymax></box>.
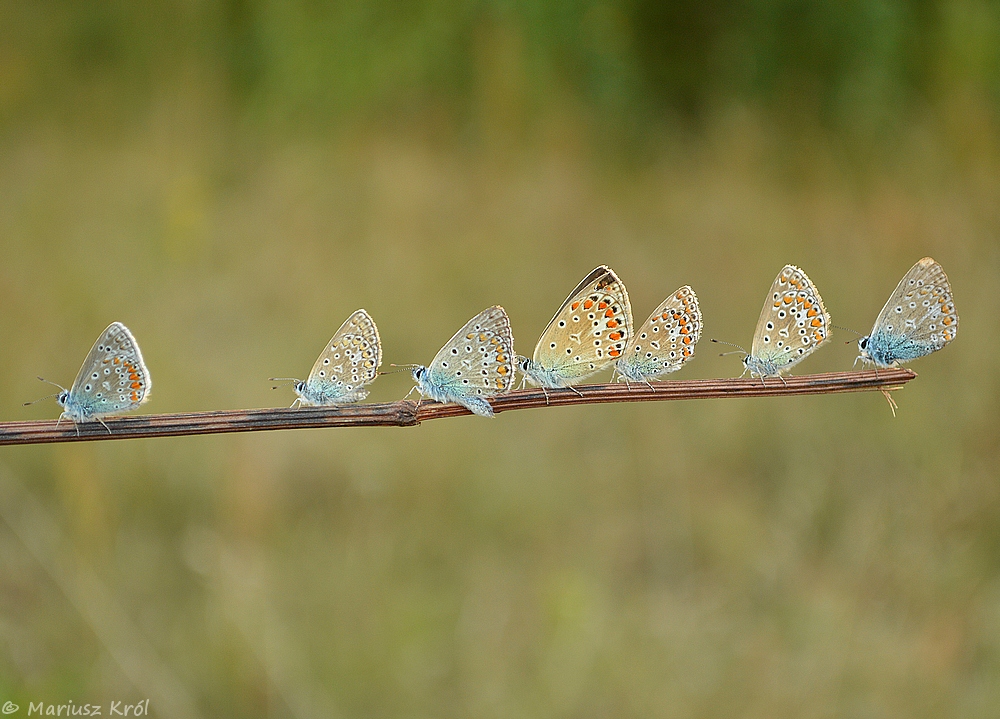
<box><xmin>720</xmin><ymin>265</ymin><xmax>831</xmax><ymax>381</ymax></box>
<box><xmin>616</xmin><ymin>285</ymin><xmax>701</xmax><ymax>386</ymax></box>
<box><xmin>517</xmin><ymin>265</ymin><xmax>633</xmax><ymax>391</ymax></box>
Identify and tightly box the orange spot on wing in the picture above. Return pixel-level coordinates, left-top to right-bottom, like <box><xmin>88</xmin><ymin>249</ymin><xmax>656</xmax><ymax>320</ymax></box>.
<box><xmin>662</xmin><ymin>313</ymin><xmax>670</xmax><ymax>320</ymax></box>
<box><xmin>811</xmin><ymin>318</ymin><xmax>822</xmax><ymax>327</ymax></box>
<box><xmin>783</xmin><ymin>296</ymin><xmax>794</xmax><ymax>304</ymax></box>
<box><xmin>803</xmin><ymin>301</ymin><xmax>813</xmax><ymax>309</ymax></box>
<box><xmin>497</xmin><ymin>366</ymin><xmax>508</xmax><ymax>375</ymax></box>
<box><xmin>583</xmin><ymin>299</ymin><xmax>594</xmax><ymax>310</ymax></box>
<box><xmin>131</xmin><ymin>381</ymin><xmax>142</xmax><ymax>389</ymax></box>
<box><xmin>683</xmin><ymin>336</ymin><xmax>691</xmax><ymax>345</ymax></box>
<box><xmin>598</xmin><ymin>301</ymin><xmax>608</xmax><ymax>309</ymax></box>
<box><xmin>604</xmin><ymin>308</ymin><xmax>614</xmax><ymax>318</ymax></box>
<box><xmin>572</xmin><ymin>301</ymin><xmax>581</xmax><ymax>310</ymax></box>
<box><xmin>807</xmin><ymin>309</ymin><xmax>818</xmax><ymax>317</ymax></box>
<box><xmin>130</xmin><ymin>392</ymin><xmax>138</xmax><ymax>401</ymax></box>
<box><xmin>606</xmin><ymin>319</ymin><xmax>618</xmax><ymax>329</ymax></box>
<box><xmin>609</xmin><ymin>349</ymin><xmax>620</xmax><ymax>357</ymax></box>
<box><xmin>609</xmin><ymin>332</ymin><xmax>622</xmax><ymax>341</ymax></box>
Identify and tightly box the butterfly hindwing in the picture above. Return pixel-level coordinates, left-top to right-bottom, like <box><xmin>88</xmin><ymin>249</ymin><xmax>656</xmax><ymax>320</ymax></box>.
<box><xmin>745</xmin><ymin>265</ymin><xmax>830</xmax><ymax>377</ymax></box>
<box><xmin>522</xmin><ymin>265</ymin><xmax>632</xmax><ymax>387</ymax></box>
<box><xmin>297</xmin><ymin>309</ymin><xmax>381</xmax><ymax>405</ymax></box>
<box><xmin>617</xmin><ymin>285</ymin><xmax>701</xmax><ymax>381</ymax></box>
<box><xmin>62</xmin><ymin>322</ymin><xmax>150</xmax><ymax>421</ymax></box>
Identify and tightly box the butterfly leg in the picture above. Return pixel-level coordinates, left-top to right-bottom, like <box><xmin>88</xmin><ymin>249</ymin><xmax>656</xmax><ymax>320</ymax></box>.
<box><xmin>644</xmin><ymin>379</ymin><xmax>656</xmax><ymax>392</ymax></box>
<box><xmin>568</xmin><ymin>385</ymin><xmax>585</xmax><ymax>397</ymax></box>
<box><xmin>778</xmin><ymin>374</ymin><xmax>788</xmax><ymax>387</ymax></box>
<box><xmin>97</xmin><ymin>417</ymin><xmax>112</xmax><ymax>435</ymax></box>
<box><xmin>403</xmin><ymin>385</ymin><xmax>419</xmax><ymax>400</ymax></box>
<box><xmin>541</xmin><ymin>385</ymin><xmax>550</xmax><ymax>405</ymax></box>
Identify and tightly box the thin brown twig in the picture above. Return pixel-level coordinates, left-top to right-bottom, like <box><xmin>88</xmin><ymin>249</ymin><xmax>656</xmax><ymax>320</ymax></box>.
<box><xmin>0</xmin><ymin>369</ymin><xmax>915</xmax><ymax>446</ymax></box>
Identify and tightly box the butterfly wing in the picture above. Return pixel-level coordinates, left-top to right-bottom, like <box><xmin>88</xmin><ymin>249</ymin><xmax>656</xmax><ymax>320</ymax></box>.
<box><xmin>65</xmin><ymin>322</ymin><xmax>151</xmax><ymax>418</ymax></box>
<box><xmin>301</xmin><ymin>309</ymin><xmax>381</xmax><ymax>404</ymax></box>
<box><xmin>617</xmin><ymin>286</ymin><xmax>701</xmax><ymax>380</ymax></box>
<box><xmin>424</xmin><ymin>305</ymin><xmax>516</xmax><ymax>403</ymax></box>
<box><xmin>869</xmin><ymin>257</ymin><xmax>958</xmax><ymax>348</ymax></box>
<box><xmin>529</xmin><ymin>265</ymin><xmax>632</xmax><ymax>384</ymax></box>
<box><xmin>749</xmin><ymin>265</ymin><xmax>830</xmax><ymax>373</ymax></box>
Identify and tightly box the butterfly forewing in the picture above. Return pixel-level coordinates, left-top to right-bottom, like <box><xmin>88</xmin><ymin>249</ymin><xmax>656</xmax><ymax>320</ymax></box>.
<box><xmin>749</xmin><ymin>265</ymin><xmax>830</xmax><ymax>372</ymax></box>
<box><xmin>427</xmin><ymin>305</ymin><xmax>515</xmax><ymax>397</ymax></box>
<box><xmin>530</xmin><ymin>265</ymin><xmax>632</xmax><ymax>382</ymax></box>
<box><xmin>303</xmin><ymin>309</ymin><xmax>381</xmax><ymax>401</ymax></box>
<box><xmin>871</xmin><ymin>257</ymin><xmax>958</xmax><ymax>346</ymax></box>
<box><xmin>67</xmin><ymin>322</ymin><xmax>150</xmax><ymax>417</ymax></box>
<box><xmin>618</xmin><ymin>286</ymin><xmax>701</xmax><ymax>380</ymax></box>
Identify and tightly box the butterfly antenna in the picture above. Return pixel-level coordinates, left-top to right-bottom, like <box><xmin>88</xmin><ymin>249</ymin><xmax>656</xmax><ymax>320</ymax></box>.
<box><xmin>381</xmin><ymin>364</ymin><xmax>418</xmax><ymax>376</ymax></box>
<box><xmin>24</xmin><ymin>377</ymin><xmax>67</xmax><ymax>406</ymax></box>
<box><xmin>710</xmin><ymin>339</ymin><xmax>747</xmax><ymax>357</ymax></box>
<box><xmin>833</xmin><ymin>324</ymin><xmax>863</xmax><ymax>343</ymax></box>
<box><xmin>23</xmin><ymin>393</ymin><xmax>60</xmax><ymax>406</ymax></box>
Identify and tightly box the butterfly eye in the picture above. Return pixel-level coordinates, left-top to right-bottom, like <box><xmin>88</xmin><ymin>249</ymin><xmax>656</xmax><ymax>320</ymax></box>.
<box><xmin>860</xmin><ymin>338</ymin><xmax>868</xmax><ymax>349</ymax></box>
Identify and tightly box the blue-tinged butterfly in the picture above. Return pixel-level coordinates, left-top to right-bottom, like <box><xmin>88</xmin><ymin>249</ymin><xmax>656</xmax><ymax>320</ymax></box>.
<box><xmin>857</xmin><ymin>257</ymin><xmax>957</xmax><ymax>367</ymax></box>
<box><xmin>408</xmin><ymin>305</ymin><xmax>515</xmax><ymax>417</ymax></box>
<box><xmin>272</xmin><ymin>309</ymin><xmax>382</xmax><ymax>406</ymax></box>
<box><xmin>716</xmin><ymin>265</ymin><xmax>831</xmax><ymax>381</ymax></box>
<box><xmin>517</xmin><ymin>265</ymin><xmax>632</xmax><ymax>393</ymax></box>
<box><xmin>615</xmin><ymin>285</ymin><xmax>701</xmax><ymax>386</ymax></box>
<box><xmin>29</xmin><ymin>322</ymin><xmax>151</xmax><ymax>430</ymax></box>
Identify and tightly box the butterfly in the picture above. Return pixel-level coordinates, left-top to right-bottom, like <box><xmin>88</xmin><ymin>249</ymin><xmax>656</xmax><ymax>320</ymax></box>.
<box><xmin>273</xmin><ymin>309</ymin><xmax>382</xmax><ymax>406</ymax></box>
<box><xmin>857</xmin><ymin>257</ymin><xmax>958</xmax><ymax>368</ymax></box>
<box><xmin>721</xmin><ymin>265</ymin><xmax>831</xmax><ymax>381</ymax></box>
<box><xmin>30</xmin><ymin>322</ymin><xmax>151</xmax><ymax>429</ymax></box>
<box><xmin>408</xmin><ymin>305</ymin><xmax>516</xmax><ymax>417</ymax></box>
<box><xmin>517</xmin><ymin>265</ymin><xmax>632</xmax><ymax>393</ymax></box>
<box><xmin>615</xmin><ymin>285</ymin><xmax>701</xmax><ymax>386</ymax></box>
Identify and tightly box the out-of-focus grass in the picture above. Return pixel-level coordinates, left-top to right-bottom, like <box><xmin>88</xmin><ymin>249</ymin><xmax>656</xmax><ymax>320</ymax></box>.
<box><xmin>2</xmin><ymin>2</ymin><xmax>1000</xmax><ymax>717</ymax></box>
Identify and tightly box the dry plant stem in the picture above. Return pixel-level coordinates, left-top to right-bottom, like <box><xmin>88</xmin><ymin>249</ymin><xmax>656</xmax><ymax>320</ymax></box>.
<box><xmin>0</xmin><ymin>369</ymin><xmax>915</xmax><ymax>446</ymax></box>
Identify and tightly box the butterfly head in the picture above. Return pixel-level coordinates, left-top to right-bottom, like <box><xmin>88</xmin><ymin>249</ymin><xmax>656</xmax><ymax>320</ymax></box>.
<box><xmin>293</xmin><ymin>380</ymin><xmax>307</xmax><ymax>395</ymax></box>
<box><xmin>411</xmin><ymin>366</ymin><xmax>427</xmax><ymax>382</ymax></box>
<box><xmin>857</xmin><ymin>335</ymin><xmax>872</xmax><ymax>361</ymax></box>
<box><xmin>516</xmin><ymin>355</ymin><xmax>532</xmax><ymax>374</ymax></box>
<box><xmin>55</xmin><ymin>389</ymin><xmax>70</xmax><ymax>408</ymax></box>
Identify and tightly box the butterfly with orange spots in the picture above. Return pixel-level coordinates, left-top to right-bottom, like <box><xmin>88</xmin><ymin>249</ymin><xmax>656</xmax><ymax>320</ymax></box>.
<box><xmin>616</xmin><ymin>285</ymin><xmax>701</xmax><ymax>387</ymax></box>
<box><xmin>517</xmin><ymin>265</ymin><xmax>633</xmax><ymax>393</ymax></box>
<box><xmin>31</xmin><ymin>322</ymin><xmax>151</xmax><ymax>430</ymax></box>
<box><xmin>407</xmin><ymin>305</ymin><xmax>516</xmax><ymax>417</ymax></box>
<box><xmin>720</xmin><ymin>265</ymin><xmax>831</xmax><ymax>382</ymax></box>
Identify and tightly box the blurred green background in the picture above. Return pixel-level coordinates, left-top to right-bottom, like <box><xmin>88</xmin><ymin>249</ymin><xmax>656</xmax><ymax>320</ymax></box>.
<box><xmin>1</xmin><ymin>1</ymin><xmax>999</xmax><ymax>716</ymax></box>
